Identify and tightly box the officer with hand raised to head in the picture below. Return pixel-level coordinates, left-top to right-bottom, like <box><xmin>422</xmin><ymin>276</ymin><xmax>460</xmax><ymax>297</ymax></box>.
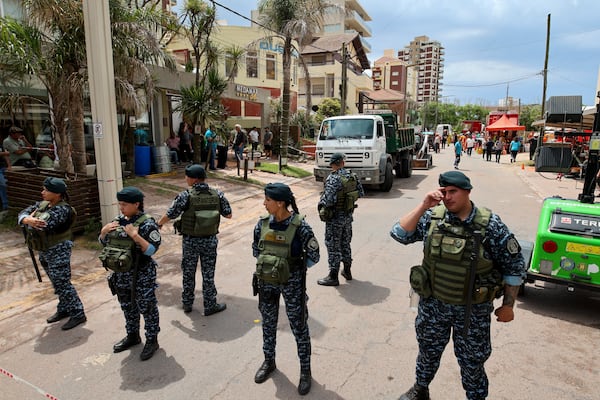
<box><xmin>390</xmin><ymin>171</ymin><xmax>526</xmax><ymax>400</ymax></box>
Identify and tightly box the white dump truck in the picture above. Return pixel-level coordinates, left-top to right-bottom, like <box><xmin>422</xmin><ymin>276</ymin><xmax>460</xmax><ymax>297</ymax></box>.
<box><xmin>314</xmin><ymin>111</ymin><xmax>416</xmax><ymax>191</ymax></box>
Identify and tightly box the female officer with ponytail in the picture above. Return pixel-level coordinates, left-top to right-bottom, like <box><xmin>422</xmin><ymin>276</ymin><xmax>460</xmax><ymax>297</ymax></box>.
<box><xmin>252</xmin><ymin>183</ymin><xmax>320</xmax><ymax>396</ymax></box>
<box><xmin>99</xmin><ymin>187</ymin><xmax>161</xmax><ymax>361</ymax></box>
<box><xmin>19</xmin><ymin>177</ymin><xmax>86</xmax><ymax>330</ymax></box>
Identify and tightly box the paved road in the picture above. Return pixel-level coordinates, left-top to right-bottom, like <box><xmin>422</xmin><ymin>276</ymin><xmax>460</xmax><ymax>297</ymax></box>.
<box><xmin>1</xmin><ymin>150</ymin><xmax>598</xmax><ymax>400</ymax></box>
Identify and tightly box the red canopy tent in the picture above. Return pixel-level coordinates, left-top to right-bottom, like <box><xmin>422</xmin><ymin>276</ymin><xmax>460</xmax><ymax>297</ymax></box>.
<box><xmin>486</xmin><ymin>114</ymin><xmax>525</xmax><ymax>131</ymax></box>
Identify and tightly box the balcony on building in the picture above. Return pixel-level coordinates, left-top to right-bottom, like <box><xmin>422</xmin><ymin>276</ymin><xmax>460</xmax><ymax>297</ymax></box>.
<box><xmin>345</xmin><ymin>10</ymin><xmax>372</xmax><ymax>38</ymax></box>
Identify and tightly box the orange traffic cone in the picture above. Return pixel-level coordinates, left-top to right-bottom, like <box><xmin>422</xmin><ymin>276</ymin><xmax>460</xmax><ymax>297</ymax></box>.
<box><xmin>521</xmin><ymin>163</ymin><xmax>524</xmax><ymax>170</ymax></box>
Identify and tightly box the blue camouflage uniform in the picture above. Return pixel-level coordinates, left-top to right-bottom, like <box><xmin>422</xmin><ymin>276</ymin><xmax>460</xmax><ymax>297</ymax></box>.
<box><xmin>391</xmin><ymin>203</ymin><xmax>525</xmax><ymax>400</ymax></box>
<box><xmin>252</xmin><ymin>213</ymin><xmax>320</xmax><ymax>372</ymax></box>
<box><xmin>318</xmin><ymin>167</ymin><xmax>364</xmax><ymax>273</ymax></box>
<box><xmin>165</xmin><ymin>182</ymin><xmax>232</xmax><ymax>311</ymax></box>
<box><xmin>19</xmin><ymin>201</ymin><xmax>85</xmax><ymax>320</ymax></box>
<box><xmin>101</xmin><ymin>213</ymin><xmax>161</xmax><ymax>341</ymax></box>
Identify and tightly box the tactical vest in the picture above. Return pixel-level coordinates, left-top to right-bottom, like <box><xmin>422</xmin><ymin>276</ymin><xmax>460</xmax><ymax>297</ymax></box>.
<box><xmin>179</xmin><ymin>187</ymin><xmax>221</xmax><ymax>236</ymax></box>
<box><xmin>26</xmin><ymin>200</ymin><xmax>75</xmax><ymax>251</ymax></box>
<box><xmin>421</xmin><ymin>205</ymin><xmax>501</xmax><ymax>305</ymax></box>
<box><xmin>255</xmin><ymin>214</ymin><xmax>304</xmax><ymax>284</ymax></box>
<box><xmin>335</xmin><ymin>173</ymin><xmax>359</xmax><ymax>212</ymax></box>
<box><xmin>98</xmin><ymin>214</ymin><xmax>150</xmax><ymax>272</ymax></box>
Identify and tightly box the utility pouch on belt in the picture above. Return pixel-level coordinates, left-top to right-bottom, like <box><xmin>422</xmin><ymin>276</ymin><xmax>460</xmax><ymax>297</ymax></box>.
<box><xmin>256</xmin><ymin>254</ymin><xmax>290</xmax><ymax>284</ymax></box>
<box><xmin>318</xmin><ymin>206</ymin><xmax>333</xmax><ymax>222</ymax></box>
<box><xmin>98</xmin><ymin>247</ymin><xmax>133</xmax><ymax>272</ymax></box>
<box><xmin>473</xmin><ymin>269</ymin><xmax>504</xmax><ymax>303</ymax></box>
<box><xmin>409</xmin><ymin>265</ymin><xmax>431</xmax><ymax>298</ymax></box>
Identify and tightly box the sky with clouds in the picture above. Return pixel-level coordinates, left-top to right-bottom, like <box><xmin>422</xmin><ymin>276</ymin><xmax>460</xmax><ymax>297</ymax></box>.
<box><xmin>202</xmin><ymin>0</ymin><xmax>600</xmax><ymax>106</ymax></box>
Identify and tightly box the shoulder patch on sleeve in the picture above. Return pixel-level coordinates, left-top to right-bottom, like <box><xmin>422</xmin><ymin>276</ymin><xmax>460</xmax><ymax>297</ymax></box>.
<box><xmin>506</xmin><ymin>236</ymin><xmax>521</xmax><ymax>255</ymax></box>
<box><xmin>149</xmin><ymin>230</ymin><xmax>161</xmax><ymax>243</ymax></box>
<box><xmin>307</xmin><ymin>237</ymin><xmax>319</xmax><ymax>251</ymax></box>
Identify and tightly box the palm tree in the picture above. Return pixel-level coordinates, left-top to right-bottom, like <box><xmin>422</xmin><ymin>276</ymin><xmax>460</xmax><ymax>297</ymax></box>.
<box><xmin>178</xmin><ymin>0</ymin><xmax>230</xmax><ymax>162</ymax></box>
<box><xmin>257</xmin><ymin>0</ymin><xmax>332</xmax><ymax>167</ymax></box>
<box><xmin>224</xmin><ymin>45</ymin><xmax>246</xmax><ymax>81</ymax></box>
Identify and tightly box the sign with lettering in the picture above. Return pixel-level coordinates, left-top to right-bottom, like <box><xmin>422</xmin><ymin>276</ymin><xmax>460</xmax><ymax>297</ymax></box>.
<box><xmin>235</xmin><ymin>84</ymin><xmax>258</xmax><ymax>101</ymax></box>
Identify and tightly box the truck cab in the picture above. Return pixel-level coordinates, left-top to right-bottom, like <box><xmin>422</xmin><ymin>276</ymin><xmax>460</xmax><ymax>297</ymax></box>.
<box><xmin>314</xmin><ymin>112</ymin><xmax>414</xmax><ymax>191</ymax></box>
<box><xmin>314</xmin><ymin>115</ymin><xmax>388</xmax><ymax>184</ymax></box>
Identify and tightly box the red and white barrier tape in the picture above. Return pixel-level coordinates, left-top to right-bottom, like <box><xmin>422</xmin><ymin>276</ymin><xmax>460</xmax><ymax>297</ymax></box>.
<box><xmin>0</xmin><ymin>367</ymin><xmax>60</xmax><ymax>400</ymax></box>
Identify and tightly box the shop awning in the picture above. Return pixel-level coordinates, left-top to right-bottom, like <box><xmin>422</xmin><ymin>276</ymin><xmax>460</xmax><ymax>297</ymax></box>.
<box><xmin>486</xmin><ymin>114</ymin><xmax>525</xmax><ymax>131</ymax></box>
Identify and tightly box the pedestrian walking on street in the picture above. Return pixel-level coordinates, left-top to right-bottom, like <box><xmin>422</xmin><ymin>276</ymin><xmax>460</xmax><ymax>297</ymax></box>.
<box><xmin>157</xmin><ymin>164</ymin><xmax>232</xmax><ymax>315</ymax></box>
<box><xmin>453</xmin><ymin>138</ymin><xmax>462</xmax><ymax>169</ymax></box>
<box><xmin>494</xmin><ymin>140</ymin><xmax>502</xmax><ymax>163</ymax></box>
<box><xmin>317</xmin><ymin>153</ymin><xmax>364</xmax><ymax>286</ymax></box>
<box><xmin>509</xmin><ymin>136</ymin><xmax>520</xmax><ymax>163</ymax></box>
<box><xmin>19</xmin><ymin>177</ymin><xmax>86</xmax><ymax>330</ymax></box>
<box><xmin>485</xmin><ymin>138</ymin><xmax>494</xmax><ymax>162</ymax></box>
<box><xmin>390</xmin><ymin>171</ymin><xmax>526</xmax><ymax>400</ymax></box>
<box><xmin>99</xmin><ymin>187</ymin><xmax>162</xmax><ymax>361</ymax></box>
<box><xmin>252</xmin><ymin>183</ymin><xmax>320</xmax><ymax>395</ymax></box>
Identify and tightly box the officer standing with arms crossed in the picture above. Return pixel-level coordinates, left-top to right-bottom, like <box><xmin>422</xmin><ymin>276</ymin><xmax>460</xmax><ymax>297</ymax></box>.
<box><xmin>157</xmin><ymin>164</ymin><xmax>232</xmax><ymax>315</ymax></box>
<box><xmin>390</xmin><ymin>171</ymin><xmax>525</xmax><ymax>400</ymax></box>
<box><xmin>99</xmin><ymin>187</ymin><xmax>162</xmax><ymax>361</ymax></box>
<box><xmin>317</xmin><ymin>152</ymin><xmax>364</xmax><ymax>286</ymax></box>
<box><xmin>19</xmin><ymin>177</ymin><xmax>86</xmax><ymax>330</ymax></box>
<box><xmin>252</xmin><ymin>183</ymin><xmax>320</xmax><ymax>395</ymax></box>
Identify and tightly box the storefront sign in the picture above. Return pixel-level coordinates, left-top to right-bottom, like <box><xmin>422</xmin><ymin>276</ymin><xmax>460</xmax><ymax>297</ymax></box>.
<box><xmin>236</xmin><ymin>84</ymin><xmax>257</xmax><ymax>101</ymax></box>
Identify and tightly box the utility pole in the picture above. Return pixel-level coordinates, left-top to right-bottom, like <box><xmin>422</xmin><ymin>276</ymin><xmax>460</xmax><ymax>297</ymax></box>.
<box><xmin>340</xmin><ymin>43</ymin><xmax>348</xmax><ymax>116</ymax></box>
<box><xmin>541</xmin><ymin>14</ymin><xmax>551</xmax><ymax>119</ymax></box>
<box><xmin>83</xmin><ymin>1</ymin><xmax>121</xmax><ymax>225</ymax></box>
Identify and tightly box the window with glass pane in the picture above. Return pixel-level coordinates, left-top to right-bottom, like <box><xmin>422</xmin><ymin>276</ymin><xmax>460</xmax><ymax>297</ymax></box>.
<box><xmin>246</xmin><ymin>51</ymin><xmax>258</xmax><ymax>78</ymax></box>
<box><xmin>266</xmin><ymin>53</ymin><xmax>276</xmax><ymax>80</ymax></box>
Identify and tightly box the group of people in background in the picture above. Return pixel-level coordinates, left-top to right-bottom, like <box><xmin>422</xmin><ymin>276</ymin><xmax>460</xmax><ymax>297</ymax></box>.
<box><xmin>166</xmin><ymin>122</ymin><xmax>274</xmax><ymax>167</ymax></box>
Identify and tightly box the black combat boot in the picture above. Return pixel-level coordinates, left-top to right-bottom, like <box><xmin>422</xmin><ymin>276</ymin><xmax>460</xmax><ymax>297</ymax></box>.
<box><xmin>298</xmin><ymin>368</ymin><xmax>312</xmax><ymax>395</ymax></box>
<box><xmin>46</xmin><ymin>311</ymin><xmax>69</xmax><ymax>324</ymax></box>
<box><xmin>113</xmin><ymin>333</ymin><xmax>142</xmax><ymax>353</ymax></box>
<box><xmin>140</xmin><ymin>338</ymin><xmax>159</xmax><ymax>361</ymax></box>
<box><xmin>340</xmin><ymin>262</ymin><xmax>352</xmax><ymax>281</ymax></box>
<box><xmin>398</xmin><ymin>383</ymin><xmax>430</xmax><ymax>400</ymax></box>
<box><xmin>317</xmin><ymin>269</ymin><xmax>339</xmax><ymax>286</ymax></box>
<box><xmin>254</xmin><ymin>359</ymin><xmax>276</xmax><ymax>383</ymax></box>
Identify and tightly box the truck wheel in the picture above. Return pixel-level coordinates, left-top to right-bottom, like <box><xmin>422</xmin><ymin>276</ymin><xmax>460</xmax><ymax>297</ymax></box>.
<box><xmin>379</xmin><ymin>162</ymin><xmax>393</xmax><ymax>192</ymax></box>
<box><xmin>400</xmin><ymin>157</ymin><xmax>412</xmax><ymax>178</ymax></box>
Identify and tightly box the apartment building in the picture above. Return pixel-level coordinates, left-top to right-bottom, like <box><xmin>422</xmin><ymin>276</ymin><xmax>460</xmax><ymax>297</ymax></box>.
<box><xmin>397</xmin><ymin>35</ymin><xmax>445</xmax><ymax>106</ymax></box>
<box><xmin>299</xmin><ymin>33</ymin><xmax>371</xmax><ymax>115</ymax></box>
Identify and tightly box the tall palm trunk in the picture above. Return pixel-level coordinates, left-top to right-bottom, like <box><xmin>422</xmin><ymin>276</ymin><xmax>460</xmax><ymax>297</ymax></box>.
<box><xmin>68</xmin><ymin>86</ymin><xmax>86</xmax><ymax>174</ymax></box>
<box><xmin>280</xmin><ymin>36</ymin><xmax>292</xmax><ymax>166</ymax></box>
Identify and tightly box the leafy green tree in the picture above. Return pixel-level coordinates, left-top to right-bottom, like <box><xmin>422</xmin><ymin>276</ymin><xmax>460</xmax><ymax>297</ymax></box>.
<box><xmin>519</xmin><ymin>104</ymin><xmax>542</xmax><ymax>130</ymax></box>
<box><xmin>315</xmin><ymin>97</ymin><xmax>341</xmax><ymax>124</ymax></box>
<box><xmin>257</xmin><ymin>0</ymin><xmax>331</xmax><ymax>168</ymax></box>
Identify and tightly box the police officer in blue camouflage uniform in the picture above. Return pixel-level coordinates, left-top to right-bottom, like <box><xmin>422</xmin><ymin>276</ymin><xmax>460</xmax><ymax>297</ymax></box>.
<box><xmin>252</xmin><ymin>183</ymin><xmax>320</xmax><ymax>396</ymax></box>
<box><xmin>19</xmin><ymin>177</ymin><xmax>86</xmax><ymax>330</ymax></box>
<box><xmin>157</xmin><ymin>164</ymin><xmax>232</xmax><ymax>315</ymax></box>
<box><xmin>317</xmin><ymin>152</ymin><xmax>364</xmax><ymax>286</ymax></box>
<box><xmin>390</xmin><ymin>171</ymin><xmax>526</xmax><ymax>400</ymax></box>
<box><xmin>99</xmin><ymin>187</ymin><xmax>162</xmax><ymax>361</ymax></box>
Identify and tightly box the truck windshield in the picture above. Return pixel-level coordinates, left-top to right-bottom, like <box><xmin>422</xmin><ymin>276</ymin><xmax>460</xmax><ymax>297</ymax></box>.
<box><xmin>319</xmin><ymin>119</ymin><xmax>374</xmax><ymax>140</ymax></box>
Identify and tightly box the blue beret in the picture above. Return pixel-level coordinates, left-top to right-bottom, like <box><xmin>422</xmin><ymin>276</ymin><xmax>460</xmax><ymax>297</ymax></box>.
<box><xmin>43</xmin><ymin>177</ymin><xmax>67</xmax><ymax>194</ymax></box>
<box><xmin>185</xmin><ymin>164</ymin><xmax>206</xmax><ymax>179</ymax></box>
<box><xmin>439</xmin><ymin>171</ymin><xmax>473</xmax><ymax>190</ymax></box>
<box><xmin>330</xmin><ymin>152</ymin><xmax>345</xmax><ymax>165</ymax></box>
<box><xmin>265</xmin><ymin>182</ymin><xmax>293</xmax><ymax>202</ymax></box>
<box><xmin>117</xmin><ymin>186</ymin><xmax>144</xmax><ymax>203</ymax></box>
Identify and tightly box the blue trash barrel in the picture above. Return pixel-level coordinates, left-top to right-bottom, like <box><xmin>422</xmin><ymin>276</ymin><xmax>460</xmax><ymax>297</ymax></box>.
<box><xmin>134</xmin><ymin>145</ymin><xmax>151</xmax><ymax>176</ymax></box>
